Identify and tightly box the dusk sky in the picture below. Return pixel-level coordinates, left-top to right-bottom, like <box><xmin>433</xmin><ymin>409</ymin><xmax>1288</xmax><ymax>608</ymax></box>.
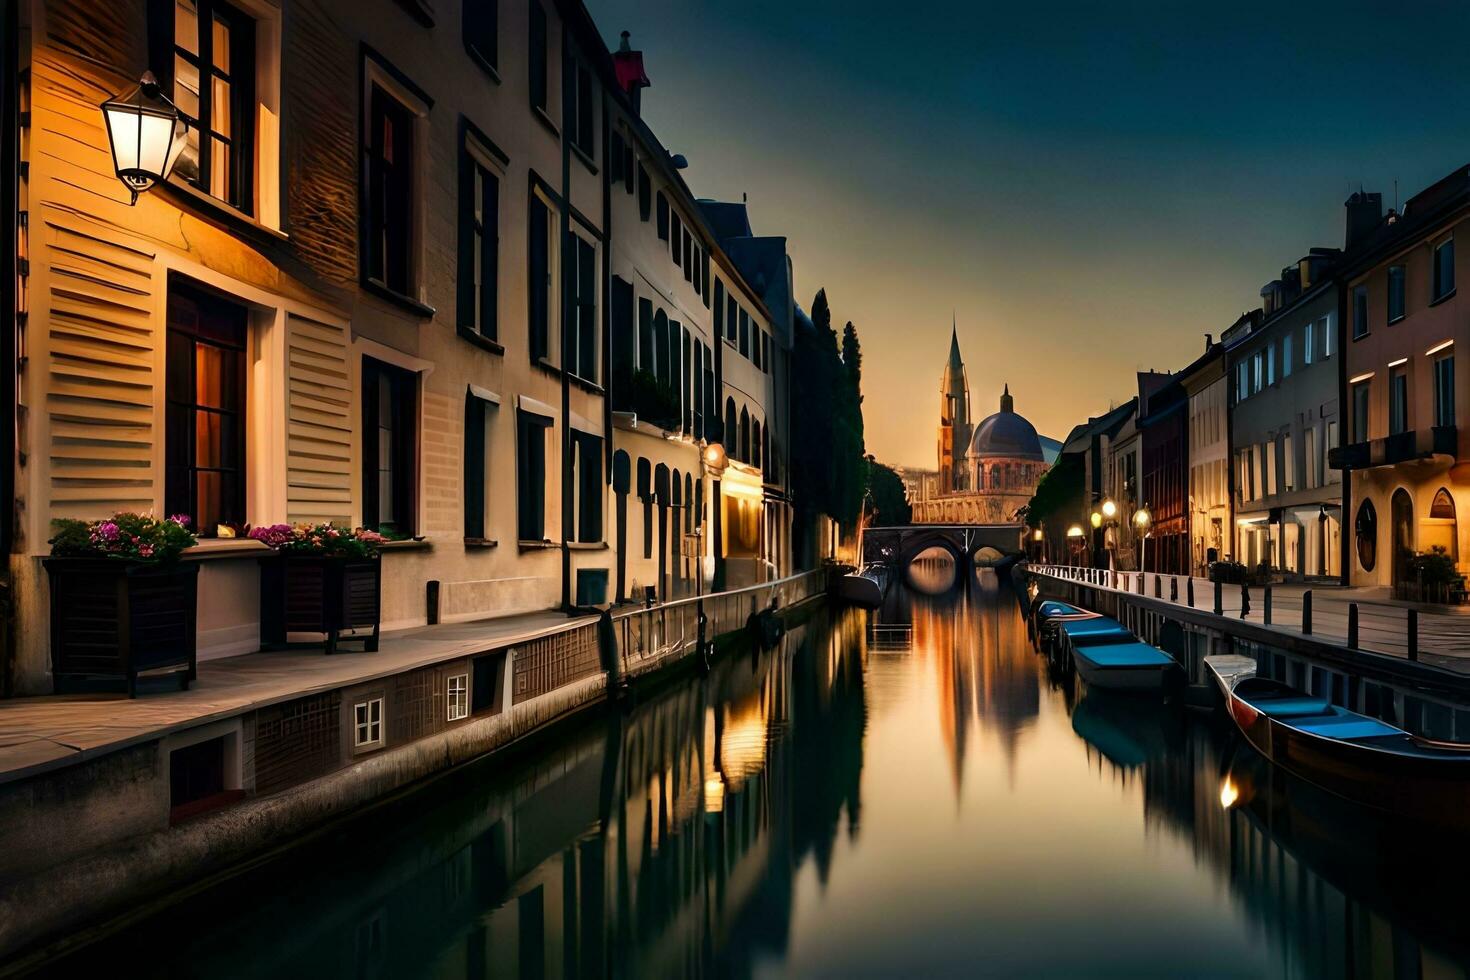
<box><xmin>590</xmin><ymin>0</ymin><xmax>1470</xmax><ymax>468</ymax></box>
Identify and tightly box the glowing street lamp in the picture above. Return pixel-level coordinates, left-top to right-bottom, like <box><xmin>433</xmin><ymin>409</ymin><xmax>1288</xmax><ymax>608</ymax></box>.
<box><xmin>100</xmin><ymin>72</ymin><xmax>190</xmax><ymax>205</ymax></box>
<box><xmin>1134</xmin><ymin>506</ymin><xmax>1152</xmax><ymax>574</ymax></box>
<box><xmin>703</xmin><ymin>441</ymin><xmax>728</xmax><ymax>474</ymax></box>
<box><xmin>1090</xmin><ymin>510</ymin><xmax>1102</xmax><ymax>529</ymax></box>
<box><xmin>1066</xmin><ymin>524</ymin><xmax>1084</xmax><ymax>538</ymax></box>
<box><xmin>1101</xmin><ymin>498</ymin><xmax>1118</xmax><ymax>520</ymax></box>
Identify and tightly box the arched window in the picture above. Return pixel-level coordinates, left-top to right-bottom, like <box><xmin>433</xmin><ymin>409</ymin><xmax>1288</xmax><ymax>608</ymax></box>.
<box><xmin>724</xmin><ymin>397</ymin><xmax>737</xmax><ymax>449</ymax></box>
<box><xmin>1432</xmin><ymin>488</ymin><xmax>1456</xmax><ymax>519</ymax></box>
<box><xmin>684</xmin><ymin>473</ymin><xmax>694</xmax><ymax>532</ymax></box>
<box><xmin>739</xmin><ymin>407</ymin><xmax>751</xmax><ymax>462</ymax></box>
<box><xmin>751</xmin><ymin>419</ymin><xmax>762</xmax><ymax>468</ymax></box>
<box><xmin>636</xmin><ymin>457</ymin><xmax>651</xmax><ymax>501</ymax></box>
<box><xmin>1355</xmin><ymin>498</ymin><xmax>1377</xmax><ymax>572</ymax></box>
<box><xmin>654</xmin><ymin>463</ymin><xmax>671</xmax><ymax>507</ymax></box>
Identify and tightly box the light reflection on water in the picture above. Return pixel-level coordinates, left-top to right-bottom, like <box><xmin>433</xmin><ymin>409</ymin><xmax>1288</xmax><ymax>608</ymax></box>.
<box><xmin>40</xmin><ymin>577</ymin><xmax>1470</xmax><ymax>978</ymax></box>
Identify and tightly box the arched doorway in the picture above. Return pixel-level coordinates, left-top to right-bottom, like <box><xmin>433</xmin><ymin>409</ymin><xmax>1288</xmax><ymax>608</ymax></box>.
<box><xmin>1391</xmin><ymin>489</ymin><xmax>1414</xmax><ymax>587</ymax></box>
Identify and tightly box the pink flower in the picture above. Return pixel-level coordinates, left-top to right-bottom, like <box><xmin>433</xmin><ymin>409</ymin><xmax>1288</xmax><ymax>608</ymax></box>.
<box><xmin>168</xmin><ymin>513</ymin><xmax>191</xmax><ymax>527</ymax></box>
<box><xmin>98</xmin><ymin>522</ymin><xmax>120</xmax><ymax>541</ymax></box>
<box><xmin>138</xmin><ymin>543</ymin><xmax>154</xmax><ymax>558</ymax></box>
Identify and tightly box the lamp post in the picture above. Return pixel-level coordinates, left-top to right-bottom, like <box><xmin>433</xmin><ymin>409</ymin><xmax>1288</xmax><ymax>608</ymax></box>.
<box><xmin>100</xmin><ymin>72</ymin><xmax>189</xmax><ymax>205</ymax></box>
<box><xmin>1067</xmin><ymin>523</ymin><xmax>1085</xmax><ymax>565</ymax></box>
<box><xmin>1134</xmin><ymin>506</ymin><xmax>1152</xmax><ymax>575</ymax></box>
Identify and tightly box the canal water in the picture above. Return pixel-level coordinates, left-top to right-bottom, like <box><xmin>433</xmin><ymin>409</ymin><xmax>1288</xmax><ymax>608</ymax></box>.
<box><xmin>38</xmin><ymin>569</ymin><xmax>1470</xmax><ymax>979</ymax></box>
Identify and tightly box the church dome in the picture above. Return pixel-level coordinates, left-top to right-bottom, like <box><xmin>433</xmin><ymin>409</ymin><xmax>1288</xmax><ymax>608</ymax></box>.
<box><xmin>968</xmin><ymin>386</ymin><xmax>1044</xmax><ymax>461</ymax></box>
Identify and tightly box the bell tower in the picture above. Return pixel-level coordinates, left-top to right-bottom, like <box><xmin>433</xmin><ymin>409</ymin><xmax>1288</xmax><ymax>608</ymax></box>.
<box><xmin>937</xmin><ymin>318</ymin><xmax>971</xmax><ymax>493</ymax></box>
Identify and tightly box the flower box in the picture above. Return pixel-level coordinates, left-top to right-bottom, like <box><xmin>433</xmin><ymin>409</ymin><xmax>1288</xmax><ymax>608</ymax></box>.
<box><xmin>258</xmin><ymin>554</ymin><xmax>382</xmax><ymax>654</ymax></box>
<box><xmin>44</xmin><ymin>558</ymin><xmax>199</xmax><ymax>696</ymax></box>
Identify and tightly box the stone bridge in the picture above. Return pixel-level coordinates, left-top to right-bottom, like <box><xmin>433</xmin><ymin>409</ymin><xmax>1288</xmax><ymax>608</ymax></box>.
<box><xmin>861</xmin><ymin>524</ymin><xmax>1025</xmax><ymax>568</ymax></box>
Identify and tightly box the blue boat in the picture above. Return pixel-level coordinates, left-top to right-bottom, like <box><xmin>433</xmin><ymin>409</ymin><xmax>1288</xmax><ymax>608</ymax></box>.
<box><xmin>1059</xmin><ymin>617</ymin><xmax>1175</xmax><ymax>692</ymax></box>
<box><xmin>1029</xmin><ymin>598</ymin><xmax>1101</xmax><ymax>651</ymax></box>
<box><xmin>1207</xmin><ymin>655</ymin><xmax>1470</xmax><ymax>826</ymax></box>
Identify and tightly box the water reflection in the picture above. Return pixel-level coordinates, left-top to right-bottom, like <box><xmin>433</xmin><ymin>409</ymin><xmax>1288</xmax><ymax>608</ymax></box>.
<box><xmin>41</xmin><ymin>579</ymin><xmax>1470</xmax><ymax>978</ymax></box>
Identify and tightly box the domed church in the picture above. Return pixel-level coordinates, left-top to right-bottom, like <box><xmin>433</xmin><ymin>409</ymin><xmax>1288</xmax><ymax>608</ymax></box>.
<box><xmin>922</xmin><ymin>324</ymin><xmax>1048</xmax><ymax>524</ymax></box>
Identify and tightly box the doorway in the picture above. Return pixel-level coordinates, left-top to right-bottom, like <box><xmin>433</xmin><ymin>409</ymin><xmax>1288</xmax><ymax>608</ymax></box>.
<box><xmin>1391</xmin><ymin>489</ymin><xmax>1414</xmax><ymax>587</ymax></box>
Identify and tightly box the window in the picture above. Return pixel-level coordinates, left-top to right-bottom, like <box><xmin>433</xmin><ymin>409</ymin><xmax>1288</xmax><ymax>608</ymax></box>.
<box><xmin>656</xmin><ymin>191</ymin><xmax>669</xmax><ymax>240</ymax></box>
<box><xmin>516</xmin><ymin>409</ymin><xmax>552</xmax><ymax>541</ymax></box>
<box><xmin>1304</xmin><ymin>425</ymin><xmax>1317</xmax><ymax>489</ymax></box>
<box><xmin>567</xmin><ymin>233</ymin><xmax>597</xmax><ymax>381</ymax></box>
<box><xmin>528</xmin><ymin>0</ymin><xmax>548</xmax><ymax>112</ymax></box>
<box><xmin>1390</xmin><ymin>366</ymin><xmax>1409</xmax><ymax>435</ymax></box>
<box><xmin>670</xmin><ymin>211</ymin><xmax>682</xmax><ymax>267</ymax></box>
<box><xmin>166</xmin><ymin>0</ymin><xmax>255</xmax><ymax>210</ymax></box>
<box><xmin>457</xmin><ymin>133</ymin><xmax>501</xmax><ymax>341</ymax></box>
<box><xmin>1352</xmin><ymin>381</ymin><xmax>1370</xmax><ymax>442</ymax></box>
<box><xmin>447</xmin><ymin>674</ymin><xmax>469</xmax><ymax>721</ymax></box>
<box><xmin>726</xmin><ymin>295</ymin><xmax>738</xmax><ymax>343</ymax></box>
<box><xmin>165</xmin><ymin>284</ymin><xmax>247</xmax><ymax>536</ymax></box>
<box><xmin>1236</xmin><ymin>361</ymin><xmax>1249</xmax><ymax>402</ymax></box>
<box><xmin>363</xmin><ymin>358</ymin><xmax>417</xmax><ymax>535</ymax></box>
<box><xmin>1325</xmin><ymin>421</ymin><xmax>1340</xmax><ymax>483</ymax></box>
<box><xmin>566</xmin><ymin>59</ymin><xmax>594</xmax><ymax>159</ymax></box>
<box><xmin>571</xmin><ymin>431</ymin><xmax>603</xmax><ymax>543</ymax></box>
<box><xmin>1282</xmin><ymin>333</ymin><xmax>1293</xmax><ymax>377</ymax></box>
<box><xmin>1355</xmin><ymin>499</ymin><xmax>1377</xmax><ymax>572</ymax></box>
<box><xmin>714</xmin><ymin>280</ymin><xmax>725</xmax><ymax>340</ymax></box>
<box><xmin>1352</xmin><ymin>285</ymin><xmax>1369</xmax><ymax>339</ymax></box>
<box><xmin>464</xmin><ymin>0</ymin><xmax>496</xmax><ymax>73</ymax></box>
<box><xmin>1321</xmin><ymin>316</ymin><xmax>1334</xmax><ymax>358</ymax></box>
<box><xmin>1282</xmin><ymin>433</ymin><xmax>1294</xmax><ymax>492</ymax></box>
<box><xmin>364</xmin><ymin>85</ymin><xmax>416</xmax><ymax>296</ymax></box>
<box><xmin>354</xmin><ymin>698</ymin><xmax>383</xmax><ymax>748</ymax></box>
<box><xmin>528</xmin><ymin>189</ymin><xmax>556</xmax><ymax>363</ymax></box>
<box><xmin>1435</xmin><ymin>353</ymin><xmax>1456</xmax><ymax>427</ymax></box>
<box><xmin>1304</xmin><ymin>322</ymin><xmax>1315</xmax><ymax>365</ymax></box>
<box><xmin>464</xmin><ymin>392</ymin><xmax>493</xmax><ymax>540</ymax></box>
<box><xmin>753</xmin><ymin>326</ymin><xmax>763</xmax><ymax>370</ymax></box>
<box><xmin>1262</xmin><ymin>442</ymin><xmax>1275</xmax><ymax>497</ymax></box>
<box><xmin>1434</xmin><ymin>237</ymin><xmax>1455</xmax><ymax>303</ymax></box>
<box><xmin>1388</xmin><ymin>264</ymin><xmax>1406</xmax><ymax>322</ymax></box>
<box><xmin>637</xmin><ymin>163</ymin><xmax>651</xmax><ymax>221</ymax></box>
<box><xmin>637</xmin><ymin>297</ymin><xmax>654</xmax><ymax>374</ymax></box>
<box><xmin>1251</xmin><ymin>351</ymin><xmax>1263</xmax><ymax>393</ymax></box>
<box><xmin>1265</xmin><ymin>342</ymin><xmax>1275</xmax><ymax>386</ymax></box>
<box><xmin>739</xmin><ymin>308</ymin><xmax>750</xmax><ymax>359</ymax></box>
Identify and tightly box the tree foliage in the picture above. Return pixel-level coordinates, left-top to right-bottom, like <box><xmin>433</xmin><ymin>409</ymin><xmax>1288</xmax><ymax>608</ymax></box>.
<box><xmin>865</xmin><ymin>457</ymin><xmax>911</xmax><ymax>527</ymax></box>
<box><xmin>1023</xmin><ymin>454</ymin><xmax>1082</xmax><ymax>530</ymax></box>
<box><xmin>792</xmin><ymin>289</ymin><xmax>869</xmax><ymax>537</ymax></box>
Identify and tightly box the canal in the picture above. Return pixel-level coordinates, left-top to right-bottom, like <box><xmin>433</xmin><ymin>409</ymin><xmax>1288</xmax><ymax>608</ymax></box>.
<box><xmin>35</xmin><ymin>571</ymin><xmax>1470</xmax><ymax>978</ymax></box>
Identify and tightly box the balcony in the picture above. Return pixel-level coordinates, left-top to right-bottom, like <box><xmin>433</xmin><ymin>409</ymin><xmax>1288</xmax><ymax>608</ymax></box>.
<box><xmin>1328</xmin><ymin>426</ymin><xmax>1457</xmax><ymax>470</ymax></box>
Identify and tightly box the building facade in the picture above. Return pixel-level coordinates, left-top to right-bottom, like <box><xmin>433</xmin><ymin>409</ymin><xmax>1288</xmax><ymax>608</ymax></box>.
<box><xmin>1228</xmin><ymin>247</ymin><xmax>1345</xmax><ymax>580</ymax></box>
<box><xmin>1333</xmin><ymin>171</ymin><xmax>1470</xmax><ymax>591</ymax></box>
<box><xmin>1180</xmin><ymin>337</ymin><xmax>1230</xmax><ymax>575</ymax></box>
<box><xmin>5</xmin><ymin>0</ymin><xmax>795</xmax><ymax>694</ymax></box>
<box><xmin>1138</xmin><ymin>375</ymin><xmax>1189</xmax><ymax>576</ymax></box>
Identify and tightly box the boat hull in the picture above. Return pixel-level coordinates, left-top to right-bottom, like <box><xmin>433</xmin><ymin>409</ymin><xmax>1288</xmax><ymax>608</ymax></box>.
<box><xmin>1209</xmin><ymin>660</ymin><xmax>1470</xmax><ymax>825</ymax></box>
<box><xmin>836</xmin><ymin>572</ymin><xmax>884</xmax><ymax>609</ymax></box>
<box><xmin>1073</xmin><ymin>654</ymin><xmax>1170</xmax><ymax>692</ymax></box>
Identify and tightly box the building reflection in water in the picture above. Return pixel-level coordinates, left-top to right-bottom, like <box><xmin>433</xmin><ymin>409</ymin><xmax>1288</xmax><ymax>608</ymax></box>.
<box><xmin>40</xmin><ymin>576</ymin><xmax>1470</xmax><ymax>979</ymax></box>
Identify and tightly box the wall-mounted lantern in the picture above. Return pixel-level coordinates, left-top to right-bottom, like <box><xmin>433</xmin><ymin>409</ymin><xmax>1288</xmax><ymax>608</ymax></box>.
<box><xmin>100</xmin><ymin>72</ymin><xmax>189</xmax><ymax>205</ymax></box>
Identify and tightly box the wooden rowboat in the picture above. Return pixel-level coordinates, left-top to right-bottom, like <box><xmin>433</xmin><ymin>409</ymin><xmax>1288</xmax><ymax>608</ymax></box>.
<box><xmin>1206</xmin><ymin>655</ymin><xmax>1470</xmax><ymax>826</ymax></box>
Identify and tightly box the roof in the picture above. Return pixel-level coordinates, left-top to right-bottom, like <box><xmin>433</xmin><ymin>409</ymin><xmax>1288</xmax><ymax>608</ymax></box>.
<box><xmin>1059</xmin><ymin>399</ymin><xmax>1136</xmax><ymax>456</ymax></box>
<box><xmin>967</xmin><ymin>386</ymin><xmax>1044</xmax><ymax>461</ymax></box>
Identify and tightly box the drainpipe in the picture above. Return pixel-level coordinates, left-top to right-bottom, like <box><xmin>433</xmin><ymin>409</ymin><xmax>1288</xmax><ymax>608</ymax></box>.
<box><xmin>558</xmin><ymin>28</ymin><xmax>574</xmax><ymax>611</ymax></box>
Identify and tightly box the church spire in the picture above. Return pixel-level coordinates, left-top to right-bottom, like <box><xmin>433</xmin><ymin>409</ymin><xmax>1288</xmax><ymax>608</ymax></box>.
<box><xmin>947</xmin><ymin>313</ymin><xmax>962</xmax><ymax>371</ymax></box>
<box><xmin>1000</xmin><ymin>383</ymin><xmax>1014</xmax><ymax>414</ymax></box>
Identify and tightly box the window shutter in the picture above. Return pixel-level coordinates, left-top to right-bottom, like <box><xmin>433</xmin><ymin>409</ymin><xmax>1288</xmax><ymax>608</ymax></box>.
<box><xmin>480</xmin><ymin>169</ymin><xmax>499</xmax><ymax>339</ymax></box>
<box><xmin>456</xmin><ymin>147</ymin><xmax>476</xmax><ymax>331</ymax></box>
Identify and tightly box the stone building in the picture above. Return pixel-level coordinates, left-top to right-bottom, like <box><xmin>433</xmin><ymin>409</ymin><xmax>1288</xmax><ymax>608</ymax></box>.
<box><xmin>914</xmin><ymin>328</ymin><xmax>1047</xmax><ymax>525</ymax></box>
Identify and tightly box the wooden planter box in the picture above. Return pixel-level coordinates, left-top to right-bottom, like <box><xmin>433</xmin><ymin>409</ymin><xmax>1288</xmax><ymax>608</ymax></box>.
<box><xmin>259</xmin><ymin>554</ymin><xmax>381</xmax><ymax>654</ymax></box>
<box><xmin>44</xmin><ymin>558</ymin><xmax>199</xmax><ymax>697</ymax></box>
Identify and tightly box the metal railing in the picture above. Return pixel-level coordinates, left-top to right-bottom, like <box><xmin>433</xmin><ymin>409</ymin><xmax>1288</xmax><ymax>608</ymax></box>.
<box><xmin>609</xmin><ymin>569</ymin><xmax>826</xmax><ymax>680</ymax></box>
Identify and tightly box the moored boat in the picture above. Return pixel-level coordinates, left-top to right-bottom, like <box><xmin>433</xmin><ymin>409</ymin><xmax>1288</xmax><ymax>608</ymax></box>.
<box><xmin>836</xmin><ymin>563</ymin><xmax>889</xmax><ymax>609</ymax></box>
<box><xmin>1058</xmin><ymin>616</ymin><xmax>1176</xmax><ymax>692</ymax></box>
<box><xmin>1206</xmin><ymin>655</ymin><xmax>1470</xmax><ymax>826</ymax></box>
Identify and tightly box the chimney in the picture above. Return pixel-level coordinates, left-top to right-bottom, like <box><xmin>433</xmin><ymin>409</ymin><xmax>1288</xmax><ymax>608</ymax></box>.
<box><xmin>1344</xmin><ymin>191</ymin><xmax>1382</xmax><ymax>249</ymax></box>
<box><xmin>1204</xmin><ymin>333</ymin><xmax>1213</xmax><ymax>353</ymax></box>
<box><xmin>613</xmin><ymin>31</ymin><xmax>651</xmax><ymax>116</ymax></box>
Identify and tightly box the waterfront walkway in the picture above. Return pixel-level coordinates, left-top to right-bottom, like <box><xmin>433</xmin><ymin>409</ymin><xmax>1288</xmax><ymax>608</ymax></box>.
<box><xmin>0</xmin><ymin>609</ymin><xmax>594</xmax><ymax>785</ymax></box>
<box><xmin>1035</xmin><ymin>565</ymin><xmax>1470</xmax><ymax>675</ymax></box>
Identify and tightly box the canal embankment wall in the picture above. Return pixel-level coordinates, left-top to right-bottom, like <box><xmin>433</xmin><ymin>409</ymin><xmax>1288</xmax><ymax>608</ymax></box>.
<box><xmin>0</xmin><ymin>570</ymin><xmax>830</xmax><ymax>967</ymax></box>
<box><xmin>1027</xmin><ymin>568</ymin><xmax>1470</xmax><ymax>740</ymax></box>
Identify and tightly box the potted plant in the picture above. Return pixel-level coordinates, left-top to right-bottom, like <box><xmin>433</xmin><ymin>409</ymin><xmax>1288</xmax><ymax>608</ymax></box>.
<box><xmin>1402</xmin><ymin>546</ymin><xmax>1465</xmax><ymax>604</ymax></box>
<box><xmin>251</xmin><ymin>523</ymin><xmax>386</xmax><ymax>654</ymax></box>
<box><xmin>45</xmin><ymin>513</ymin><xmax>199</xmax><ymax>696</ymax></box>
